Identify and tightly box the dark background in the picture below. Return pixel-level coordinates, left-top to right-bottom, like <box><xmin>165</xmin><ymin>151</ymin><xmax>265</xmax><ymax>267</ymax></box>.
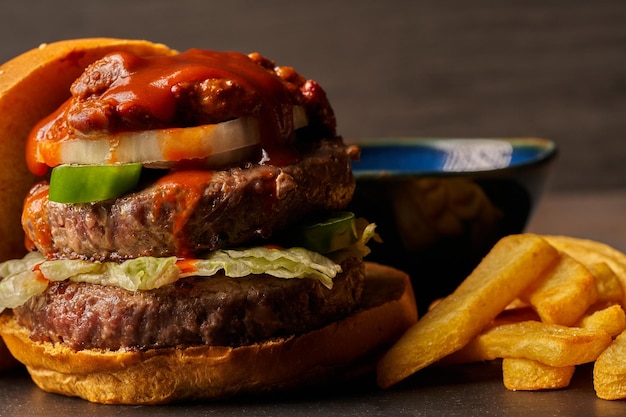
<box><xmin>2</xmin><ymin>0</ymin><xmax>625</xmax><ymax>192</ymax></box>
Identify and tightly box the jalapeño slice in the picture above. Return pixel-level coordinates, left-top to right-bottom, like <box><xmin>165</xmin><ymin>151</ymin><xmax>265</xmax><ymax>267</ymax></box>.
<box><xmin>48</xmin><ymin>163</ymin><xmax>142</xmax><ymax>204</ymax></box>
<box><xmin>291</xmin><ymin>211</ymin><xmax>359</xmax><ymax>253</ymax></box>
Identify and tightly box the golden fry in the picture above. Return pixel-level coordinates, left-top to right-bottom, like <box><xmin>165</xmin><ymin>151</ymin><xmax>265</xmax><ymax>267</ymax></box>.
<box><xmin>504</xmin><ymin>298</ymin><xmax>530</xmax><ymax>310</ymax></box>
<box><xmin>578</xmin><ymin>304</ymin><xmax>626</xmax><ymax>337</ymax></box>
<box><xmin>521</xmin><ymin>253</ymin><xmax>597</xmax><ymax>326</ymax></box>
<box><xmin>544</xmin><ymin>235</ymin><xmax>626</xmax><ymax>308</ymax></box>
<box><xmin>493</xmin><ymin>306</ymin><xmax>540</xmax><ymax>326</ymax></box>
<box><xmin>502</xmin><ymin>358</ymin><xmax>575</xmax><ymax>391</ymax></box>
<box><xmin>376</xmin><ymin>234</ymin><xmax>559</xmax><ymax>389</ymax></box>
<box><xmin>594</xmin><ymin>330</ymin><xmax>626</xmax><ymax>400</ymax></box>
<box><xmin>445</xmin><ymin>320</ymin><xmax>611</xmax><ymax>367</ymax></box>
<box><xmin>588</xmin><ymin>262</ymin><xmax>625</xmax><ymax>308</ymax></box>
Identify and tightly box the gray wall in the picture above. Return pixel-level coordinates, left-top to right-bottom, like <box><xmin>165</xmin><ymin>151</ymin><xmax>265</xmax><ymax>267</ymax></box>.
<box><xmin>2</xmin><ymin>0</ymin><xmax>625</xmax><ymax>192</ymax></box>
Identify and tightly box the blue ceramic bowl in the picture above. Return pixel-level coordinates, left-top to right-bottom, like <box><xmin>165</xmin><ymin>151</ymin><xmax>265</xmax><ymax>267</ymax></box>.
<box><xmin>345</xmin><ymin>137</ymin><xmax>557</xmax><ymax>312</ymax></box>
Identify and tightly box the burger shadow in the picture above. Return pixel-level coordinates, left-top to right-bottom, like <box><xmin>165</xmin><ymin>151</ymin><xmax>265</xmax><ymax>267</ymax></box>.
<box><xmin>208</xmin><ymin>361</ymin><xmax>504</xmax><ymax>407</ymax></box>
<box><xmin>217</xmin><ymin>371</ymin><xmax>384</xmax><ymax>406</ymax></box>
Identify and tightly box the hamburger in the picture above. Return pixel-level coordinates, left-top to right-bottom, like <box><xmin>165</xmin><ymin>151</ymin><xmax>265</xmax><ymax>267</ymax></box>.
<box><xmin>0</xmin><ymin>38</ymin><xmax>417</xmax><ymax>404</ymax></box>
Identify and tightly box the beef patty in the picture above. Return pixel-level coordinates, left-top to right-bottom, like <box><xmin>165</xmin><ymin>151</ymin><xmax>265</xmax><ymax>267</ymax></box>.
<box><xmin>13</xmin><ymin>257</ymin><xmax>364</xmax><ymax>351</ymax></box>
<box><xmin>22</xmin><ymin>138</ymin><xmax>358</xmax><ymax>261</ymax></box>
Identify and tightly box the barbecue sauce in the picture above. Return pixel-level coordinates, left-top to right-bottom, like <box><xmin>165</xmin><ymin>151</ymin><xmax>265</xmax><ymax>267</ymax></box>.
<box><xmin>21</xmin><ymin>182</ymin><xmax>52</xmax><ymax>252</ymax></box>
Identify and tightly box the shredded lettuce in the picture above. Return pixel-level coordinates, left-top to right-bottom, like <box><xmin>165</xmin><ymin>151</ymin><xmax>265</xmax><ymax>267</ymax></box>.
<box><xmin>184</xmin><ymin>246</ymin><xmax>342</xmax><ymax>289</ymax></box>
<box><xmin>0</xmin><ymin>252</ymin><xmax>48</xmax><ymax>311</ymax></box>
<box><xmin>0</xmin><ymin>222</ymin><xmax>376</xmax><ymax>312</ymax></box>
<box><xmin>0</xmin><ymin>251</ymin><xmax>44</xmax><ymax>277</ymax></box>
<box><xmin>329</xmin><ymin>220</ymin><xmax>379</xmax><ymax>264</ymax></box>
<box><xmin>0</xmin><ymin>253</ymin><xmax>182</xmax><ymax>313</ymax></box>
<box><xmin>41</xmin><ymin>256</ymin><xmax>181</xmax><ymax>291</ymax></box>
<box><xmin>0</xmin><ymin>269</ymin><xmax>48</xmax><ymax>311</ymax></box>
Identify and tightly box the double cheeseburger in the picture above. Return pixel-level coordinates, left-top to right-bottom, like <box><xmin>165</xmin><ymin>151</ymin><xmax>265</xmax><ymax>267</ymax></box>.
<box><xmin>0</xmin><ymin>38</ymin><xmax>416</xmax><ymax>404</ymax></box>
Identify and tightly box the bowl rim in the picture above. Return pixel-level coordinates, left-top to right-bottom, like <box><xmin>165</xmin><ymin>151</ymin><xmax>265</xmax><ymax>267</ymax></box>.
<box><xmin>346</xmin><ymin>137</ymin><xmax>557</xmax><ymax>178</ymax></box>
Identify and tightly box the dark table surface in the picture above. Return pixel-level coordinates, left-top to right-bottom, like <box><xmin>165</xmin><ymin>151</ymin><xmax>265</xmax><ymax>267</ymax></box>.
<box><xmin>2</xmin><ymin>356</ymin><xmax>625</xmax><ymax>417</ymax></box>
<box><xmin>2</xmin><ymin>359</ymin><xmax>625</xmax><ymax>417</ymax></box>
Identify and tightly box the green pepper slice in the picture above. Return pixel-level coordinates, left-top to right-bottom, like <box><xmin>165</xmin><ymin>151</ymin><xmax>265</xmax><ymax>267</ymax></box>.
<box><xmin>289</xmin><ymin>211</ymin><xmax>359</xmax><ymax>254</ymax></box>
<box><xmin>48</xmin><ymin>163</ymin><xmax>142</xmax><ymax>204</ymax></box>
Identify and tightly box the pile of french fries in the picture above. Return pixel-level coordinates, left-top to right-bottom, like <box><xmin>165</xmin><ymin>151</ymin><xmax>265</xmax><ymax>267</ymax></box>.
<box><xmin>376</xmin><ymin>233</ymin><xmax>626</xmax><ymax>400</ymax></box>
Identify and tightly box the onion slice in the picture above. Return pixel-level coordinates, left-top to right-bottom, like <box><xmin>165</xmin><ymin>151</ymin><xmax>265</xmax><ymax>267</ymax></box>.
<box><xmin>41</xmin><ymin>106</ymin><xmax>308</xmax><ymax>168</ymax></box>
<box><xmin>57</xmin><ymin>118</ymin><xmax>259</xmax><ymax>167</ymax></box>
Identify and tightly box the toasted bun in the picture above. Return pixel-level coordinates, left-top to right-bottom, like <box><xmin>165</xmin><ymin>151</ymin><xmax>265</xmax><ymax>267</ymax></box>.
<box><xmin>0</xmin><ymin>38</ymin><xmax>178</xmax><ymax>368</ymax></box>
<box><xmin>0</xmin><ymin>262</ymin><xmax>417</xmax><ymax>404</ymax></box>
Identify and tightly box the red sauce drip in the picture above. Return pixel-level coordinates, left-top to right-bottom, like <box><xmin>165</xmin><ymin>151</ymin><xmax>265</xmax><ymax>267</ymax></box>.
<box><xmin>176</xmin><ymin>258</ymin><xmax>198</xmax><ymax>275</ymax></box>
<box><xmin>21</xmin><ymin>183</ymin><xmax>52</xmax><ymax>251</ymax></box>
<box><xmin>27</xmin><ymin>106</ymin><xmax>66</xmax><ymax>176</ymax></box>
<box><xmin>32</xmin><ymin>264</ymin><xmax>48</xmax><ymax>283</ymax></box>
<box><xmin>27</xmin><ymin>49</ymin><xmax>300</xmax><ymax>175</ymax></box>
<box><xmin>155</xmin><ymin>170</ymin><xmax>214</xmax><ymax>255</ymax></box>
<box><xmin>156</xmin><ymin>169</ymin><xmax>214</xmax><ymax>189</ymax></box>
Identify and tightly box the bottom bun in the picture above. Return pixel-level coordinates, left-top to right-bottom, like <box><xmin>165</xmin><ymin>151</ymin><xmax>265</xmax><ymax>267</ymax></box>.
<box><xmin>0</xmin><ymin>262</ymin><xmax>417</xmax><ymax>405</ymax></box>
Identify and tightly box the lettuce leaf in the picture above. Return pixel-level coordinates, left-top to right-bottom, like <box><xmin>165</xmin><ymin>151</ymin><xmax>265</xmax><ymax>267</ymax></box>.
<box><xmin>41</xmin><ymin>256</ymin><xmax>181</xmax><ymax>290</ymax></box>
<box><xmin>0</xmin><ymin>222</ymin><xmax>376</xmax><ymax>312</ymax></box>
<box><xmin>329</xmin><ymin>220</ymin><xmax>379</xmax><ymax>264</ymax></box>
<box><xmin>0</xmin><ymin>253</ymin><xmax>182</xmax><ymax>312</ymax></box>
<box><xmin>183</xmin><ymin>246</ymin><xmax>342</xmax><ymax>289</ymax></box>
<box><xmin>0</xmin><ymin>252</ymin><xmax>48</xmax><ymax>311</ymax></box>
<box><xmin>0</xmin><ymin>269</ymin><xmax>48</xmax><ymax>311</ymax></box>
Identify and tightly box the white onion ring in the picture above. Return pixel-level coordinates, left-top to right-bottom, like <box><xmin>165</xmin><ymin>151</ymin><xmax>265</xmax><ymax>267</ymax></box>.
<box><xmin>46</xmin><ymin>106</ymin><xmax>308</xmax><ymax>168</ymax></box>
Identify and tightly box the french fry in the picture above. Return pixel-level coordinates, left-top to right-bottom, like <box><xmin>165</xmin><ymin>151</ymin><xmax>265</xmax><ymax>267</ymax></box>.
<box><xmin>494</xmin><ymin>306</ymin><xmax>540</xmax><ymax>326</ymax></box>
<box><xmin>578</xmin><ymin>304</ymin><xmax>626</xmax><ymax>337</ymax></box>
<box><xmin>544</xmin><ymin>235</ymin><xmax>626</xmax><ymax>308</ymax></box>
<box><xmin>444</xmin><ymin>321</ymin><xmax>611</xmax><ymax>367</ymax></box>
<box><xmin>594</xmin><ymin>330</ymin><xmax>626</xmax><ymax>400</ymax></box>
<box><xmin>427</xmin><ymin>297</ymin><xmax>443</xmax><ymax>312</ymax></box>
<box><xmin>436</xmin><ymin>307</ymin><xmax>539</xmax><ymax>366</ymax></box>
<box><xmin>376</xmin><ymin>234</ymin><xmax>559</xmax><ymax>388</ymax></box>
<box><xmin>502</xmin><ymin>358</ymin><xmax>575</xmax><ymax>391</ymax></box>
<box><xmin>521</xmin><ymin>253</ymin><xmax>598</xmax><ymax>326</ymax></box>
<box><xmin>504</xmin><ymin>298</ymin><xmax>530</xmax><ymax>310</ymax></box>
<box><xmin>588</xmin><ymin>262</ymin><xmax>625</xmax><ymax>308</ymax></box>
